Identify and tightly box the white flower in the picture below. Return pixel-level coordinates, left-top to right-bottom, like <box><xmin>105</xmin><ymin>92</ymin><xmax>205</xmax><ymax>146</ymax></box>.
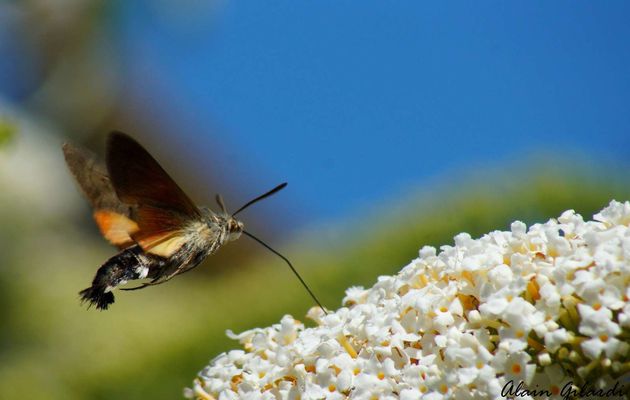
<box><xmin>581</xmin><ymin>335</ymin><xmax>625</xmax><ymax>360</ymax></box>
<box><xmin>543</xmin><ymin>328</ymin><xmax>569</xmax><ymax>353</ymax></box>
<box><xmin>594</xmin><ymin>201</ymin><xmax>630</xmax><ymax>227</ymax></box>
<box><xmin>619</xmin><ymin>301</ymin><xmax>630</xmax><ymax>328</ymax></box>
<box><xmin>186</xmin><ymin>201</ymin><xmax>630</xmax><ymax>399</ymax></box>
<box><xmin>577</xmin><ymin>304</ymin><xmax>620</xmax><ymax>338</ymax></box>
<box><xmin>343</xmin><ymin>286</ymin><xmax>368</xmax><ymax>306</ymax></box>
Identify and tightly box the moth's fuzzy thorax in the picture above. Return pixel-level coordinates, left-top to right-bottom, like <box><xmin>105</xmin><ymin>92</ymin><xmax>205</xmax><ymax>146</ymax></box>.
<box><xmin>198</xmin><ymin>207</ymin><xmax>243</xmax><ymax>244</ymax></box>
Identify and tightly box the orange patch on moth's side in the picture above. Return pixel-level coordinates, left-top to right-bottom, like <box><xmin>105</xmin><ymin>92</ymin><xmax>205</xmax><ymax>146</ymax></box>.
<box><xmin>129</xmin><ymin>204</ymin><xmax>195</xmax><ymax>257</ymax></box>
<box><xmin>136</xmin><ymin>232</ymin><xmax>188</xmax><ymax>257</ymax></box>
<box><xmin>93</xmin><ymin>210</ymin><xmax>139</xmax><ymax>247</ymax></box>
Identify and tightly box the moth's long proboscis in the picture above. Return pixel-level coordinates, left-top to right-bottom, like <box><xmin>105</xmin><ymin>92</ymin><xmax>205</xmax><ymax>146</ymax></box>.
<box><xmin>243</xmin><ymin>230</ymin><xmax>328</xmax><ymax>315</ymax></box>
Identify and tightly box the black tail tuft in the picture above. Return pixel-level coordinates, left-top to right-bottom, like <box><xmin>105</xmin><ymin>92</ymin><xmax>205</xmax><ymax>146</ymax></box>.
<box><xmin>79</xmin><ymin>286</ymin><xmax>115</xmax><ymax>310</ymax></box>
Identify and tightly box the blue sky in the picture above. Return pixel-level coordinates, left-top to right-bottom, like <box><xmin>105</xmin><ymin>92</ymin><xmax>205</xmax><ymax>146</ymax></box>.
<box><xmin>4</xmin><ymin>2</ymin><xmax>630</xmax><ymax>226</ymax></box>
<box><xmin>115</xmin><ymin>1</ymin><xmax>630</xmax><ymax>224</ymax></box>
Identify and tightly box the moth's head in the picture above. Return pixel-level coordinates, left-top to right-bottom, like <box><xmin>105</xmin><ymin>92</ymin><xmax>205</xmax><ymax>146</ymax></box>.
<box><xmin>226</xmin><ymin>217</ymin><xmax>244</xmax><ymax>241</ymax></box>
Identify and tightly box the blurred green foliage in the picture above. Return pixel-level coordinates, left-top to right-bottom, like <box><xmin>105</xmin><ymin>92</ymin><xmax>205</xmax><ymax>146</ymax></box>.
<box><xmin>0</xmin><ymin>158</ymin><xmax>629</xmax><ymax>399</ymax></box>
<box><xmin>0</xmin><ymin>118</ymin><xmax>16</xmax><ymax>148</ymax></box>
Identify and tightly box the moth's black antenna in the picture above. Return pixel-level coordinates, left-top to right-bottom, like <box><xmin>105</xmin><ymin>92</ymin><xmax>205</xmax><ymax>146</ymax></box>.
<box><xmin>243</xmin><ymin>230</ymin><xmax>328</xmax><ymax>315</ymax></box>
<box><xmin>215</xmin><ymin>194</ymin><xmax>227</xmax><ymax>214</ymax></box>
<box><xmin>232</xmin><ymin>182</ymin><xmax>287</xmax><ymax>216</ymax></box>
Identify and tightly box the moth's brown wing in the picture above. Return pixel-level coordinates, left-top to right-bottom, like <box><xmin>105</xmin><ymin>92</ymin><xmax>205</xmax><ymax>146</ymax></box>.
<box><xmin>62</xmin><ymin>142</ymin><xmax>138</xmax><ymax>248</ymax></box>
<box><xmin>106</xmin><ymin>132</ymin><xmax>201</xmax><ymax>257</ymax></box>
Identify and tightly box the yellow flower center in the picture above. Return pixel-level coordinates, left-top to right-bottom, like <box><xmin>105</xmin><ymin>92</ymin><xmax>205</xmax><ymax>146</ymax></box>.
<box><xmin>511</xmin><ymin>363</ymin><xmax>522</xmax><ymax>374</ymax></box>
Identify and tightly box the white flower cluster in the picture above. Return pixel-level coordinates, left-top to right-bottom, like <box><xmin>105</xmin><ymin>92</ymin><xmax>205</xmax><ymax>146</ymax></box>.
<box><xmin>186</xmin><ymin>201</ymin><xmax>630</xmax><ymax>399</ymax></box>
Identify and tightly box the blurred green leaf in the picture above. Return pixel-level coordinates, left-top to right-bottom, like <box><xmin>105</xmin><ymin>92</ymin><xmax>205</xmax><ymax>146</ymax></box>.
<box><xmin>0</xmin><ymin>118</ymin><xmax>16</xmax><ymax>148</ymax></box>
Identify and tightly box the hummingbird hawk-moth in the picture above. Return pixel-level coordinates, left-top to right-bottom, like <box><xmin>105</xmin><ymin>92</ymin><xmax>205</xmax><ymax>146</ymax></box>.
<box><xmin>63</xmin><ymin>132</ymin><xmax>326</xmax><ymax>312</ymax></box>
